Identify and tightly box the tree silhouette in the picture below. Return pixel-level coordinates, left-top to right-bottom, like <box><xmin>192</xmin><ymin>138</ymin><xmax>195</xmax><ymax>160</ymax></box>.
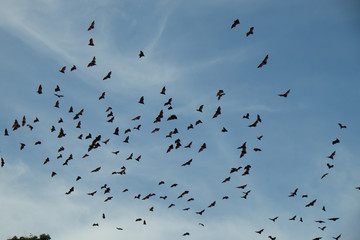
<box><xmin>7</xmin><ymin>234</ymin><xmax>51</xmax><ymax>240</ymax></box>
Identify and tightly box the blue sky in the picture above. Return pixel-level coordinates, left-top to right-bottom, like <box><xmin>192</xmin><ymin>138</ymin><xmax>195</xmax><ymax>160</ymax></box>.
<box><xmin>0</xmin><ymin>0</ymin><xmax>359</xmax><ymax>239</ymax></box>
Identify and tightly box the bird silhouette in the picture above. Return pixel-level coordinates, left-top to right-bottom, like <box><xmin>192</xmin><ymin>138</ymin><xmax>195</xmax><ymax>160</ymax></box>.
<box><xmin>278</xmin><ymin>89</ymin><xmax>290</xmax><ymax>97</ymax></box>
<box><xmin>139</xmin><ymin>50</ymin><xmax>145</xmax><ymax>58</ymax></box>
<box><xmin>88</xmin><ymin>38</ymin><xmax>94</xmax><ymax>46</ymax></box>
<box><xmin>305</xmin><ymin>199</ymin><xmax>317</xmax><ymax>207</ymax></box>
<box><xmin>87</xmin><ymin>56</ymin><xmax>96</xmax><ymax>67</ymax></box>
<box><xmin>257</xmin><ymin>55</ymin><xmax>268</xmax><ymax>68</ymax></box>
<box><xmin>59</xmin><ymin>66</ymin><xmax>66</xmax><ymax>73</ymax></box>
<box><xmin>103</xmin><ymin>71</ymin><xmax>112</xmax><ymax>80</ymax></box>
<box><xmin>88</xmin><ymin>21</ymin><xmax>95</xmax><ymax>31</ymax></box>
<box><xmin>246</xmin><ymin>27</ymin><xmax>254</xmax><ymax>36</ymax></box>
<box><xmin>231</xmin><ymin>19</ymin><xmax>240</xmax><ymax>29</ymax></box>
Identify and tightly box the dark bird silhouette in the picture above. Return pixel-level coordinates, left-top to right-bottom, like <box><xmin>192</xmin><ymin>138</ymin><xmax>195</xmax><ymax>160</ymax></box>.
<box><xmin>20</xmin><ymin>143</ymin><xmax>25</xmax><ymax>150</ymax></box>
<box><xmin>76</xmin><ymin>176</ymin><xmax>81</xmax><ymax>181</ymax></box>
<box><xmin>305</xmin><ymin>199</ymin><xmax>317</xmax><ymax>207</ymax></box>
<box><xmin>54</xmin><ymin>100</ymin><xmax>59</xmax><ymax>108</ymax></box>
<box><xmin>177</xmin><ymin>191</ymin><xmax>189</xmax><ymax>199</ymax></box>
<box><xmin>327</xmin><ymin>151</ymin><xmax>336</xmax><ymax>159</ymax></box>
<box><xmin>37</xmin><ymin>84</ymin><xmax>42</xmax><ymax>94</ymax></box>
<box><xmin>113</xmin><ymin>127</ymin><xmax>119</xmax><ymax>135</ymax></box>
<box><xmin>248</xmin><ymin>119</ymin><xmax>259</xmax><ymax>127</ymax></box>
<box><xmin>195</xmin><ymin>120</ymin><xmax>202</xmax><ymax>125</ymax></box>
<box><xmin>289</xmin><ymin>188</ymin><xmax>298</xmax><ymax>197</ymax></box>
<box><xmin>321</xmin><ymin>173</ymin><xmax>328</xmax><ymax>179</ymax></box>
<box><xmin>243</xmin><ymin>113</ymin><xmax>249</xmax><ymax>119</ymax></box>
<box><xmin>253</xmin><ymin>148</ymin><xmax>261</xmax><ymax>152</ymax></box>
<box><xmin>123</xmin><ymin>136</ymin><xmax>129</xmax><ymax>143</ymax></box>
<box><xmin>170</xmin><ymin>183</ymin><xmax>178</xmax><ymax>188</ymax></box>
<box><xmin>91</xmin><ymin>167</ymin><xmax>101</xmax><ymax>173</ymax></box>
<box><xmin>149</xmin><ymin>207</ymin><xmax>154</xmax><ymax>211</ymax></box>
<box><xmin>164</xmin><ymin>98</ymin><xmax>172</xmax><ymax>106</ymax></box>
<box><xmin>257</xmin><ymin>55</ymin><xmax>268</xmax><ymax>68</ymax></box>
<box><xmin>328</xmin><ymin>217</ymin><xmax>339</xmax><ymax>221</ymax></box>
<box><xmin>88</xmin><ymin>38</ymin><xmax>94</xmax><ymax>46</ymax></box>
<box><xmin>246</xmin><ymin>27</ymin><xmax>254</xmax><ymax>36</ymax></box>
<box><xmin>222</xmin><ymin>196</ymin><xmax>229</xmax><ymax>199</ymax></box>
<box><xmin>278</xmin><ymin>89</ymin><xmax>290</xmax><ymax>97</ymax></box>
<box><xmin>231</xmin><ymin>19</ymin><xmax>240</xmax><ymax>29</ymax></box>
<box><xmin>315</xmin><ymin>220</ymin><xmax>325</xmax><ymax>223</ymax></box>
<box><xmin>338</xmin><ymin>123</ymin><xmax>346</xmax><ymax>129</ymax></box>
<box><xmin>167</xmin><ymin>115</ymin><xmax>177</xmax><ymax>121</ymax></box>
<box><xmin>65</xmin><ymin>186</ymin><xmax>74</xmax><ymax>195</ymax></box>
<box><xmin>132</xmin><ymin>115</ymin><xmax>141</xmax><ymax>121</ymax></box>
<box><xmin>54</xmin><ymin>85</ymin><xmax>60</xmax><ymax>92</ymax></box>
<box><xmin>88</xmin><ymin>21</ymin><xmax>95</xmax><ymax>31</ymax></box>
<box><xmin>99</xmin><ymin>92</ymin><xmax>105</xmax><ymax>100</ymax></box>
<box><xmin>104</xmin><ymin>196</ymin><xmax>113</xmax><ymax>202</ymax></box>
<box><xmin>59</xmin><ymin>66</ymin><xmax>66</xmax><ymax>73</ymax></box>
<box><xmin>184</xmin><ymin>142</ymin><xmax>192</xmax><ymax>148</ymax></box>
<box><xmin>138</xmin><ymin>96</ymin><xmax>144</xmax><ymax>104</ymax></box>
<box><xmin>4</xmin><ymin>129</ymin><xmax>9</xmax><ymax>136</ymax></box>
<box><xmin>241</xmin><ymin>190</ymin><xmax>251</xmax><ymax>199</ymax></box>
<box><xmin>116</xmin><ymin>227</ymin><xmax>123</xmax><ymax>230</ymax></box>
<box><xmin>236</xmin><ymin>184</ymin><xmax>247</xmax><ymax>189</ymax></box>
<box><xmin>217</xmin><ymin>90</ymin><xmax>225</xmax><ymax>100</ymax></box>
<box><xmin>168</xmin><ymin>203</ymin><xmax>175</xmax><ymax>208</ymax></box>
<box><xmin>158</xmin><ymin>181</ymin><xmax>165</xmax><ymax>185</ymax></box>
<box><xmin>322</xmin><ymin>206</ymin><xmax>326</xmax><ymax>211</ymax></box>
<box><xmin>70</xmin><ymin>65</ymin><xmax>76</xmax><ymax>71</ymax></box>
<box><xmin>87</xmin><ymin>191</ymin><xmax>97</xmax><ymax>196</ymax></box>
<box><xmin>139</xmin><ymin>50</ymin><xmax>145</xmax><ymax>58</ymax></box>
<box><xmin>198</xmin><ymin>143</ymin><xmax>206</xmax><ymax>152</ymax></box>
<box><xmin>92</xmin><ymin>223</ymin><xmax>99</xmax><ymax>227</ymax></box>
<box><xmin>103</xmin><ymin>71</ymin><xmax>112</xmax><ymax>80</ymax></box>
<box><xmin>182</xmin><ymin>159</ymin><xmax>192</xmax><ymax>166</ymax></box>
<box><xmin>327</xmin><ymin>163</ymin><xmax>334</xmax><ymax>169</ymax></box>
<box><xmin>187</xmin><ymin>124</ymin><xmax>193</xmax><ymax>130</ymax></box>
<box><xmin>51</xmin><ymin>171</ymin><xmax>56</xmax><ymax>177</ymax></box>
<box><xmin>332</xmin><ymin>234</ymin><xmax>341</xmax><ymax>240</ymax></box>
<box><xmin>212</xmin><ymin>106</ymin><xmax>221</xmax><ymax>118</ymax></box>
<box><xmin>1</xmin><ymin>158</ymin><xmax>5</xmax><ymax>167</ymax></box>
<box><xmin>196</xmin><ymin>209</ymin><xmax>205</xmax><ymax>215</ymax></box>
<box><xmin>222</xmin><ymin>177</ymin><xmax>231</xmax><ymax>183</ymax></box>
<box><xmin>312</xmin><ymin>238</ymin><xmax>322</xmax><ymax>240</ymax></box>
<box><xmin>197</xmin><ymin>105</ymin><xmax>204</xmax><ymax>112</ymax></box>
<box><xmin>160</xmin><ymin>86</ymin><xmax>166</xmax><ymax>95</ymax></box>
<box><xmin>269</xmin><ymin>216</ymin><xmax>278</xmax><ymax>222</ymax></box>
<box><xmin>289</xmin><ymin>215</ymin><xmax>296</xmax><ymax>221</ymax></box>
<box><xmin>183</xmin><ymin>232</ymin><xmax>190</xmax><ymax>236</ymax></box>
<box><xmin>268</xmin><ymin>236</ymin><xmax>276</xmax><ymax>240</ymax></box>
<box><xmin>255</xmin><ymin>229</ymin><xmax>264</xmax><ymax>234</ymax></box>
<box><xmin>87</xmin><ymin>56</ymin><xmax>96</xmax><ymax>67</ymax></box>
<box><xmin>332</xmin><ymin>138</ymin><xmax>340</xmax><ymax>145</ymax></box>
<box><xmin>221</xmin><ymin>127</ymin><xmax>228</xmax><ymax>132</ymax></box>
<box><xmin>318</xmin><ymin>226</ymin><xmax>326</xmax><ymax>231</ymax></box>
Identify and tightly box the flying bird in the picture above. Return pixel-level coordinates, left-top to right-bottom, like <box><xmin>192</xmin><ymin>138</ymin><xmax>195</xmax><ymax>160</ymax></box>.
<box><xmin>88</xmin><ymin>38</ymin><xmax>94</xmax><ymax>46</ymax></box>
<box><xmin>269</xmin><ymin>216</ymin><xmax>278</xmax><ymax>222</ymax></box>
<box><xmin>255</xmin><ymin>229</ymin><xmax>264</xmax><ymax>234</ymax></box>
<box><xmin>257</xmin><ymin>54</ymin><xmax>268</xmax><ymax>68</ymax></box>
<box><xmin>338</xmin><ymin>123</ymin><xmax>346</xmax><ymax>129</ymax></box>
<box><xmin>59</xmin><ymin>66</ymin><xmax>66</xmax><ymax>73</ymax></box>
<box><xmin>246</xmin><ymin>27</ymin><xmax>254</xmax><ymax>36</ymax></box>
<box><xmin>278</xmin><ymin>89</ymin><xmax>290</xmax><ymax>97</ymax></box>
<box><xmin>327</xmin><ymin>151</ymin><xmax>336</xmax><ymax>159</ymax></box>
<box><xmin>332</xmin><ymin>138</ymin><xmax>340</xmax><ymax>145</ymax></box>
<box><xmin>196</xmin><ymin>105</ymin><xmax>204</xmax><ymax>112</ymax></box>
<box><xmin>87</xmin><ymin>56</ymin><xmax>96</xmax><ymax>67</ymax></box>
<box><xmin>139</xmin><ymin>50</ymin><xmax>145</xmax><ymax>58</ymax></box>
<box><xmin>88</xmin><ymin>21</ymin><xmax>95</xmax><ymax>31</ymax></box>
<box><xmin>160</xmin><ymin>86</ymin><xmax>166</xmax><ymax>95</ymax></box>
<box><xmin>288</xmin><ymin>188</ymin><xmax>298</xmax><ymax>197</ymax></box>
<box><xmin>138</xmin><ymin>96</ymin><xmax>144</xmax><ymax>104</ymax></box>
<box><xmin>198</xmin><ymin>143</ymin><xmax>206</xmax><ymax>152</ymax></box>
<box><xmin>91</xmin><ymin>167</ymin><xmax>101</xmax><ymax>173</ymax></box>
<box><xmin>212</xmin><ymin>106</ymin><xmax>221</xmax><ymax>118</ymax></box>
<box><xmin>305</xmin><ymin>199</ymin><xmax>317</xmax><ymax>207</ymax></box>
<box><xmin>103</xmin><ymin>71</ymin><xmax>112</xmax><ymax>80</ymax></box>
<box><xmin>231</xmin><ymin>19</ymin><xmax>240</xmax><ymax>29</ymax></box>
<box><xmin>70</xmin><ymin>65</ymin><xmax>76</xmax><ymax>71</ymax></box>
<box><xmin>65</xmin><ymin>186</ymin><xmax>74</xmax><ymax>195</ymax></box>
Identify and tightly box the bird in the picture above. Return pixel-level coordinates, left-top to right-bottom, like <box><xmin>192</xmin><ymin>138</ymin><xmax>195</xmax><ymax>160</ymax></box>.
<box><xmin>183</xmin><ymin>232</ymin><xmax>190</xmax><ymax>236</ymax></box>
<box><xmin>255</xmin><ymin>229</ymin><xmax>264</xmax><ymax>234</ymax></box>
<box><xmin>88</xmin><ymin>21</ymin><xmax>95</xmax><ymax>31</ymax></box>
<box><xmin>289</xmin><ymin>215</ymin><xmax>296</xmax><ymax>221</ymax></box>
<box><xmin>170</xmin><ymin>183</ymin><xmax>178</xmax><ymax>188</ymax></box>
<box><xmin>87</xmin><ymin>56</ymin><xmax>96</xmax><ymax>67</ymax></box>
<box><xmin>195</xmin><ymin>209</ymin><xmax>205</xmax><ymax>215</ymax></box>
<box><xmin>236</xmin><ymin>184</ymin><xmax>247</xmax><ymax>189</ymax></box>
<box><xmin>327</xmin><ymin>151</ymin><xmax>336</xmax><ymax>159</ymax></box>
<box><xmin>1</xmin><ymin>158</ymin><xmax>5</xmax><ymax>167</ymax></box>
<box><xmin>338</xmin><ymin>123</ymin><xmax>346</xmax><ymax>129</ymax></box>
<box><xmin>327</xmin><ymin>163</ymin><xmax>334</xmax><ymax>169</ymax></box>
<box><xmin>91</xmin><ymin>167</ymin><xmax>101</xmax><ymax>173</ymax></box>
<box><xmin>212</xmin><ymin>106</ymin><xmax>221</xmax><ymax>118</ymax></box>
<box><xmin>167</xmin><ymin>115</ymin><xmax>177</xmax><ymax>121</ymax></box>
<box><xmin>181</xmin><ymin>159</ymin><xmax>192</xmax><ymax>166</ymax></box>
<box><xmin>104</xmin><ymin>196</ymin><xmax>113</xmax><ymax>202</ymax></box>
<box><xmin>4</xmin><ymin>129</ymin><xmax>9</xmax><ymax>136</ymax></box>
<box><xmin>312</xmin><ymin>238</ymin><xmax>322</xmax><ymax>240</ymax></box>
<box><xmin>246</xmin><ymin>27</ymin><xmax>254</xmax><ymax>36</ymax></box>
<box><xmin>321</xmin><ymin>173</ymin><xmax>328</xmax><ymax>179</ymax></box>
<box><xmin>116</xmin><ymin>227</ymin><xmax>123</xmax><ymax>230</ymax></box>
<box><xmin>332</xmin><ymin>234</ymin><xmax>341</xmax><ymax>240</ymax></box>
<box><xmin>231</xmin><ymin>19</ymin><xmax>240</xmax><ymax>29</ymax></box>
<box><xmin>278</xmin><ymin>89</ymin><xmax>290</xmax><ymax>97</ymax></box>
<box><xmin>268</xmin><ymin>236</ymin><xmax>276</xmax><ymax>240</ymax></box>
<box><xmin>222</xmin><ymin>177</ymin><xmax>231</xmax><ymax>183</ymax></box>
<box><xmin>184</xmin><ymin>142</ymin><xmax>192</xmax><ymax>148</ymax></box>
<box><xmin>76</xmin><ymin>176</ymin><xmax>81</xmax><ymax>181</ymax></box>
<box><xmin>132</xmin><ymin>115</ymin><xmax>141</xmax><ymax>121</ymax></box>
<box><xmin>248</xmin><ymin>119</ymin><xmax>259</xmax><ymax>127</ymax></box>
<box><xmin>138</xmin><ymin>96</ymin><xmax>144</xmax><ymax>104</ymax></box>
<box><xmin>54</xmin><ymin>100</ymin><xmax>59</xmax><ymax>108</ymax></box>
<box><xmin>20</xmin><ymin>143</ymin><xmax>25</xmax><ymax>150</ymax></box>
<box><xmin>196</xmin><ymin>105</ymin><xmax>204</xmax><ymax>112</ymax></box>
<box><xmin>221</xmin><ymin>127</ymin><xmax>228</xmax><ymax>132</ymax></box>
<box><xmin>92</xmin><ymin>223</ymin><xmax>99</xmax><ymax>227</ymax></box>
<box><xmin>332</xmin><ymin>138</ymin><xmax>340</xmax><ymax>145</ymax></box>
<box><xmin>257</xmin><ymin>135</ymin><xmax>263</xmax><ymax>140</ymax></box>
<box><xmin>328</xmin><ymin>217</ymin><xmax>339</xmax><ymax>221</ymax></box>
<box><xmin>59</xmin><ymin>66</ymin><xmax>66</xmax><ymax>73</ymax></box>
<box><xmin>269</xmin><ymin>216</ymin><xmax>278</xmax><ymax>222</ymax></box>
<box><xmin>139</xmin><ymin>50</ymin><xmax>145</xmax><ymax>58</ymax></box>
<box><xmin>243</xmin><ymin>113</ymin><xmax>249</xmax><ymax>119</ymax></box>
<box><xmin>216</xmin><ymin>90</ymin><xmax>225</xmax><ymax>100</ymax></box>
<box><xmin>70</xmin><ymin>65</ymin><xmax>76</xmax><ymax>71</ymax></box>
<box><xmin>257</xmin><ymin>54</ymin><xmax>268</xmax><ymax>68</ymax></box>
<box><xmin>37</xmin><ymin>85</ymin><xmax>43</xmax><ymax>94</ymax></box>
<box><xmin>288</xmin><ymin>188</ymin><xmax>298</xmax><ymax>197</ymax></box>
<box><xmin>99</xmin><ymin>92</ymin><xmax>105</xmax><ymax>100</ymax></box>
<box><xmin>305</xmin><ymin>199</ymin><xmax>317</xmax><ymax>207</ymax></box>
<box><xmin>88</xmin><ymin>38</ymin><xmax>94</xmax><ymax>46</ymax></box>
<box><xmin>160</xmin><ymin>86</ymin><xmax>166</xmax><ymax>95</ymax></box>
<box><xmin>51</xmin><ymin>171</ymin><xmax>56</xmax><ymax>177</ymax></box>
<box><xmin>318</xmin><ymin>226</ymin><xmax>327</xmax><ymax>231</ymax></box>
<box><xmin>65</xmin><ymin>187</ymin><xmax>74</xmax><ymax>195</ymax></box>
<box><xmin>103</xmin><ymin>71</ymin><xmax>112</xmax><ymax>80</ymax></box>
<box><xmin>198</xmin><ymin>143</ymin><xmax>206</xmax><ymax>152</ymax></box>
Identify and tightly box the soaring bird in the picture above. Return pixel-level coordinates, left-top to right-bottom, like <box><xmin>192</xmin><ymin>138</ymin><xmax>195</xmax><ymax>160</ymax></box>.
<box><xmin>36</xmin><ymin>85</ymin><xmax>43</xmax><ymax>95</ymax></box>
<box><xmin>101</xmin><ymin>72</ymin><xmax>111</xmax><ymax>81</ymax></box>
<box><xmin>338</xmin><ymin>123</ymin><xmax>346</xmax><ymax>129</ymax></box>
<box><xmin>246</xmin><ymin>27</ymin><xmax>254</xmax><ymax>36</ymax></box>
<box><xmin>181</xmin><ymin>159</ymin><xmax>192</xmax><ymax>166</ymax></box>
<box><xmin>257</xmin><ymin>55</ymin><xmax>268</xmax><ymax>68</ymax></box>
<box><xmin>87</xmin><ymin>56</ymin><xmax>96</xmax><ymax>67</ymax></box>
<box><xmin>305</xmin><ymin>199</ymin><xmax>317</xmax><ymax>207</ymax></box>
<box><xmin>59</xmin><ymin>66</ymin><xmax>66</xmax><ymax>73</ymax></box>
<box><xmin>198</xmin><ymin>143</ymin><xmax>206</xmax><ymax>152</ymax></box>
<box><xmin>321</xmin><ymin>173</ymin><xmax>328</xmax><ymax>179</ymax></box>
<box><xmin>216</xmin><ymin>90</ymin><xmax>225</xmax><ymax>100</ymax></box>
<box><xmin>278</xmin><ymin>89</ymin><xmax>290</xmax><ymax>97</ymax></box>
<box><xmin>51</xmin><ymin>171</ymin><xmax>56</xmax><ymax>177</ymax></box>
<box><xmin>65</xmin><ymin>187</ymin><xmax>74</xmax><ymax>195</ymax></box>
<box><xmin>231</xmin><ymin>19</ymin><xmax>240</xmax><ymax>29</ymax></box>
<box><xmin>332</xmin><ymin>138</ymin><xmax>340</xmax><ymax>145</ymax></box>
<box><xmin>88</xmin><ymin>21</ymin><xmax>95</xmax><ymax>31</ymax></box>
<box><xmin>139</xmin><ymin>50</ymin><xmax>145</xmax><ymax>58</ymax></box>
<box><xmin>88</xmin><ymin>38</ymin><xmax>94</xmax><ymax>46</ymax></box>
<box><xmin>99</xmin><ymin>92</ymin><xmax>105</xmax><ymax>100</ymax></box>
<box><xmin>332</xmin><ymin>234</ymin><xmax>341</xmax><ymax>240</ymax></box>
<box><xmin>91</xmin><ymin>167</ymin><xmax>101</xmax><ymax>173</ymax></box>
<box><xmin>255</xmin><ymin>229</ymin><xmax>264</xmax><ymax>234</ymax></box>
<box><xmin>269</xmin><ymin>216</ymin><xmax>278</xmax><ymax>222</ymax></box>
<box><xmin>288</xmin><ymin>188</ymin><xmax>298</xmax><ymax>197</ymax></box>
<box><xmin>70</xmin><ymin>65</ymin><xmax>76</xmax><ymax>71</ymax></box>
<box><xmin>212</xmin><ymin>106</ymin><xmax>221</xmax><ymax>118</ymax></box>
<box><xmin>160</xmin><ymin>86</ymin><xmax>166</xmax><ymax>95</ymax></box>
<box><xmin>138</xmin><ymin>96</ymin><xmax>144</xmax><ymax>104</ymax></box>
<box><xmin>328</xmin><ymin>217</ymin><xmax>339</xmax><ymax>221</ymax></box>
<box><xmin>1</xmin><ymin>158</ymin><xmax>5</xmax><ymax>167</ymax></box>
<box><xmin>196</xmin><ymin>105</ymin><xmax>204</xmax><ymax>112</ymax></box>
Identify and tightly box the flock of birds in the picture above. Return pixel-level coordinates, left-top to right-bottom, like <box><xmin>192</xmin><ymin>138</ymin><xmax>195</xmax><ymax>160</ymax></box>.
<box><xmin>1</xmin><ymin>18</ymin><xmax>358</xmax><ymax>240</ymax></box>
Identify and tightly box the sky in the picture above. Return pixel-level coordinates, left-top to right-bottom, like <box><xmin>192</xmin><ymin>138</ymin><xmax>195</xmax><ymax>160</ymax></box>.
<box><xmin>0</xmin><ymin>0</ymin><xmax>359</xmax><ymax>239</ymax></box>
